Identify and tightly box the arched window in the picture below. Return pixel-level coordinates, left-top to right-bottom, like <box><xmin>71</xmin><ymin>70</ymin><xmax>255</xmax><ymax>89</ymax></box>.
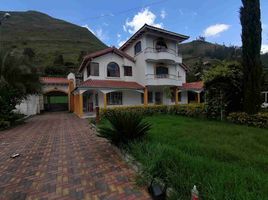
<box><xmin>156</xmin><ymin>39</ymin><xmax>167</xmax><ymax>52</ymax></box>
<box><xmin>107</xmin><ymin>62</ymin><xmax>120</xmax><ymax>77</ymax></box>
<box><xmin>134</xmin><ymin>41</ymin><xmax>142</xmax><ymax>55</ymax></box>
<box><xmin>155</xmin><ymin>65</ymin><xmax>168</xmax><ymax>78</ymax></box>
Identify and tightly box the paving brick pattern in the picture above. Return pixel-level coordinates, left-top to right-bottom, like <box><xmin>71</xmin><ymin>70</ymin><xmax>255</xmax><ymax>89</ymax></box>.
<box><xmin>0</xmin><ymin>112</ymin><xmax>151</xmax><ymax>200</ymax></box>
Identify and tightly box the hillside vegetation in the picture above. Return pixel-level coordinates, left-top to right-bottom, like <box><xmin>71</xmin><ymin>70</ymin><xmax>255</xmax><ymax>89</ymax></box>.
<box><xmin>180</xmin><ymin>40</ymin><xmax>268</xmax><ymax>89</ymax></box>
<box><xmin>0</xmin><ymin>11</ymin><xmax>106</xmax><ymax>73</ymax></box>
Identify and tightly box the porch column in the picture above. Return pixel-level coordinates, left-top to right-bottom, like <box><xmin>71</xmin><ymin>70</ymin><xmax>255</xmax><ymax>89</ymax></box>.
<box><xmin>175</xmin><ymin>87</ymin><xmax>179</xmax><ymax>105</ymax></box>
<box><xmin>68</xmin><ymin>80</ymin><xmax>74</xmax><ymax>112</ymax></box>
<box><xmin>197</xmin><ymin>92</ymin><xmax>201</xmax><ymax>103</ymax></box>
<box><xmin>79</xmin><ymin>94</ymin><xmax>83</xmax><ymax>117</ymax></box>
<box><xmin>103</xmin><ymin>93</ymin><xmax>107</xmax><ymax>109</ymax></box>
<box><xmin>144</xmin><ymin>87</ymin><xmax>148</xmax><ymax>106</ymax></box>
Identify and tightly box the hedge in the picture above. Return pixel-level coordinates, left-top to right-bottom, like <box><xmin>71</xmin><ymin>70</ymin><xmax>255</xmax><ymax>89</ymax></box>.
<box><xmin>227</xmin><ymin>112</ymin><xmax>268</xmax><ymax>128</ymax></box>
<box><xmin>100</xmin><ymin>104</ymin><xmax>206</xmax><ymax>118</ymax></box>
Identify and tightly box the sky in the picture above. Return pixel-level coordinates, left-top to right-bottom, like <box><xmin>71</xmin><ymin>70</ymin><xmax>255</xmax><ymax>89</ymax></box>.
<box><xmin>1</xmin><ymin>0</ymin><xmax>268</xmax><ymax>53</ymax></box>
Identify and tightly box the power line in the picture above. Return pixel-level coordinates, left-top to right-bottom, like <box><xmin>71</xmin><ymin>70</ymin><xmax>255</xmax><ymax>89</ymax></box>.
<box><xmin>77</xmin><ymin>0</ymin><xmax>168</xmax><ymax>23</ymax></box>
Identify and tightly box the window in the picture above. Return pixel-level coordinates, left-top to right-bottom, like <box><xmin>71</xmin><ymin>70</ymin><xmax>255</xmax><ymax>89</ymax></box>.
<box><xmin>156</xmin><ymin>39</ymin><xmax>167</xmax><ymax>52</ymax></box>
<box><xmin>155</xmin><ymin>65</ymin><xmax>168</xmax><ymax>78</ymax></box>
<box><xmin>87</xmin><ymin>62</ymin><xmax>99</xmax><ymax>77</ymax></box>
<box><xmin>124</xmin><ymin>66</ymin><xmax>132</xmax><ymax>76</ymax></box>
<box><xmin>107</xmin><ymin>62</ymin><xmax>120</xmax><ymax>77</ymax></box>
<box><xmin>107</xmin><ymin>92</ymin><xmax>122</xmax><ymax>105</ymax></box>
<box><xmin>148</xmin><ymin>92</ymin><xmax>153</xmax><ymax>103</ymax></box>
<box><xmin>134</xmin><ymin>41</ymin><xmax>142</xmax><ymax>55</ymax></box>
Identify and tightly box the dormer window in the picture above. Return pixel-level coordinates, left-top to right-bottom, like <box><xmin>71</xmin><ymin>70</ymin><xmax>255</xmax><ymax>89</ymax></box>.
<box><xmin>156</xmin><ymin>38</ymin><xmax>167</xmax><ymax>52</ymax></box>
<box><xmin>134</xmin><ymin>41</ymin><xmax>142</xmax><ymax>55</ymax></box>
<box><xmin>107</xmin><ymin>62</ymin><xmax>120</xmax><ymax>77</ymax></box>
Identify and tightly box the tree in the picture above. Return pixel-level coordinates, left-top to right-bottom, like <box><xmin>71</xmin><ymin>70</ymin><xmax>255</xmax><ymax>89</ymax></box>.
<box><xmin>240</xmin><ymin>0</ymin><xmax>263</xmax><ymax>114</ymax></box>
<box><xmin>53</xmin><ymin>54</ymin><xmax>64</xmax><ymax>65</ymax></box>
<box><xmin>203</xmin><ymin>61</ymin><xmax>243</xmax><ymax>119</ymax></box>
<box><xmin>0</xmin><ymin>51</ymin><xmax>41</xmax><ymax>126</ymax></box>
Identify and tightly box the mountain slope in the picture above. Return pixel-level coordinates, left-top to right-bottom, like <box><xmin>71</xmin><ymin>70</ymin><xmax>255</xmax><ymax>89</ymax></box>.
<box><xmin>180</xmin><ymin>40</ymin><xmax>268</xmax><ymax>89</ymax></box>
<box><xmin>0</xmin><ymin>11</ymin><xmax>106</xmax><ymax>70</ymax></box>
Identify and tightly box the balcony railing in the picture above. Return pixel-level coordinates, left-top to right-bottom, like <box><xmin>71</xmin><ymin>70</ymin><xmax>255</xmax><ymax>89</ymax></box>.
<box><xmin>144</xmin><ymin>47</ymin><xmax>182</xmax><ymax>57</ymax></box>
<box><xmin>145</xmin><ymin>74</ymin><xmax>183</xmax><ymax>86</ymax></box>
<box><xmin>146</xmin><ymin>74</ymin><xmax>180</xmax><ymax>80</ymax></box>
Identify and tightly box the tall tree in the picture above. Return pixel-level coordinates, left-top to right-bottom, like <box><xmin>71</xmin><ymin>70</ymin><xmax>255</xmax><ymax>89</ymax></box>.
<box><xmin>0</xmin><ymin>51</ymin><xmax>40</xmax><ymax>125</ymax></box>
<box><xmin>240</xmin><ymin>0</ymin><xmax>263</xmax><ymax>114</ymax></box>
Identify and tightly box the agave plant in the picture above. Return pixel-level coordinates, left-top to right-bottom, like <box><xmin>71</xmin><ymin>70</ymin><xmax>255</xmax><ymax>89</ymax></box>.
<box><xmin>97</xmin><ymin>110</ymin><xmax>151</xmax><ymax>147</ymax></box>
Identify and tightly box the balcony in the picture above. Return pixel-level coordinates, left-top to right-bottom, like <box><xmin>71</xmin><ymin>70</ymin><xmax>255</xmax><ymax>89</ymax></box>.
<box><xmin>145</xmin><ymin>74</ymin><xmax>183</xmax><ymax>86</ymax></box>
<box><xmin>144</xmin><ymin>47</ymin><xmax>182</xmax><ymax>64</ymax></box>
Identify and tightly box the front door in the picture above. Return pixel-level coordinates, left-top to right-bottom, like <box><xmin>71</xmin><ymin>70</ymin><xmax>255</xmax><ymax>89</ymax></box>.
<box><xmin>83</xmin><ymin>92</ymin><xmax>94</xmax><ymax>112</ymax></box>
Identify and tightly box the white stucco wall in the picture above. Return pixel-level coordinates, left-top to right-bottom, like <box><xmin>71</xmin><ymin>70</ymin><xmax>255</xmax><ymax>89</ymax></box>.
<box><xmin>15</xmin><ymin>95</ymin><xmax>41</xmax><ymax>116</ymax></box>
<box><xmin>83</xmin><ymin>53</ymin><xmax>136</xmax><ymax>82</ymax></box>
<box><xmin>97</xmin><ymin>90</ymin><xmax>142</xmax><ymax>108</ymax></box>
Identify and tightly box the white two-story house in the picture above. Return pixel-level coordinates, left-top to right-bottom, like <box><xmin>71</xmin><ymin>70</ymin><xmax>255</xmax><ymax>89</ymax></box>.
<box><xmin>69</xmin><ymin>24</ymin><xmax>193</xmax><ymax>117</ymax></box>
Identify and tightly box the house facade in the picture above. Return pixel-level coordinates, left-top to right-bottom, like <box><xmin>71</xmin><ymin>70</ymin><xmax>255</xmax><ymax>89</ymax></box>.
<box><xmin>69</xmin><ymin>24</ymin><xmax>201</xmax><ymax>117</ymax></box>
<box><xmin>15</xmin><ymin>25</ymin><xmax>205</xmax><ymax>117</ymax></box>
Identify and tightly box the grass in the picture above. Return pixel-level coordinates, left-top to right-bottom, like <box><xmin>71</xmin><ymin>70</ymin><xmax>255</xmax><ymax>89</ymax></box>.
<box><xmin>127</xmin><ymin>115</ymin><xmax>268</xmax><ymax>200</ymax></box>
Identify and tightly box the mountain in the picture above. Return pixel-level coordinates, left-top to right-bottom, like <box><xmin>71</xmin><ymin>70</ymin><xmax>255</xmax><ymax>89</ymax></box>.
<box><xmin>180</xmin><ymin>40</ymin><xmax>268</xmax><ymax>89</ymax></box>
<box><xmin>0</xmin><ymin>11</ymin><xmax>106</xmax><ymax>72</ymax></box>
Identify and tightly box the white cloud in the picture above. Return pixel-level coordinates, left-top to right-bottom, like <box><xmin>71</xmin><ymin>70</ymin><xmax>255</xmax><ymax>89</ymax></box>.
<box><xmin>261</xmin><ymin>44</ymin><xmax>268</xmax><ymax>54</ymax></box>
<box><xmin>203</xmin><ymin>24</ymin><xmax>230</xmax><ymax>37</ymax></box>
<box><xmin>118</xmin><ymin>39</ymin><xmax>127</xmax><ymax>47</ymax></box>
<box><xmin>179</xmin><ymin>9</ymin><xmax>183</xmax><ymax>15</ymax></box>
<box><xmin>124</xmin><ymin>8</ymin><xmax>163</xmax><ymax>34</ymax></box>
<box><xmin>262</xmin><ymin>23</ymin><xmax>267</xmax><ymax>30</ymax></box>
<box><xmin>82</xmin><ymin>24</ymin><xmax>95</xmax><ymax>34</ymax></box>
<box><xmin>95</xmin><ymin>28</ymin><xmax>108</xmax><ymax>41</ymax></box>
<box><xmin>160</xmin><ymin>9</ymin><xmax>166</xmax><ymax>19</ymax></box>
<box><xmin>117</xmin><ymin>33</ymin><xmax>121</xmax><ymax>38</ymax></box>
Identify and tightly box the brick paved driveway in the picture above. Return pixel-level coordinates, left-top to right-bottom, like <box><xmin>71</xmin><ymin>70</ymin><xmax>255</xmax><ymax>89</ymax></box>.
<box><xmin>0</xmin><ymin>112</ymin><xmax>150</xmax><ymax>200</ymax></box>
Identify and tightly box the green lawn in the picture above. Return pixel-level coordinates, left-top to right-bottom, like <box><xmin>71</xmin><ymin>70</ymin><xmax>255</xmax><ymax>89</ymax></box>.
<box><xmin>129</xmin><ymin>115</ymin><xmax>268</xmax><ymax>200</ymax></box>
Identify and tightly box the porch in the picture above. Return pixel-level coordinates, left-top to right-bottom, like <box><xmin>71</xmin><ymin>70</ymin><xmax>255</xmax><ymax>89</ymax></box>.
<box><xmin>71</xmin><ymin>79</ymin><xmax>145</xmax><ymax>118</ymax></box>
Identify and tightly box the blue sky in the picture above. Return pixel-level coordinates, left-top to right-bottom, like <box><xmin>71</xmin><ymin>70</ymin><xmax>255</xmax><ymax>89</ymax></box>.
<box><xmin>1</xmin><ymin>0</ymin><xmax>268</xmax><ymax>52</ymax></box>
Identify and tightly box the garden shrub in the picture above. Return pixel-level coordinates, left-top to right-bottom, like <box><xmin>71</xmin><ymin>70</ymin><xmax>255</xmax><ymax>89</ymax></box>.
<box><xmin>0</xmin><ymin>119</ymin><xmax>10</xmax><ymax>130</ymax></box>
<box><xmin>97</xmin><ymin>110</ymin><xmax>151</xmax><ymax>147</ymax></box>
<box><xmin>100</xmin><ymin>104</ymin><xmax>206</xmax><ymax>118</ymax></box>
<box><xmin>227</xmin><ymin>112</ymin><xmax>268</xmax><ymax>128</ymax></box>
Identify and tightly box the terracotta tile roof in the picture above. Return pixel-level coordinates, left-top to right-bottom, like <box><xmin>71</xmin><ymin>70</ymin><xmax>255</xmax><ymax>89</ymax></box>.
<box><xmin>78</xmin><ymin>47</ymin><xmax>135</xmax><ymax>72</ymax></box>
<box><xmin>40</xmin><ymin>77</ymin><xmax>69</xmax><ymax>84</ymax></box>
<box><xmin>79</xmin><ymin>79</ymin><xmax>144</xmax><ymax>90</ymax></box>
<box><xmin>180</xmin><ymin>81</ymin><xmax>204</xmax><ymax>91</ymax></box>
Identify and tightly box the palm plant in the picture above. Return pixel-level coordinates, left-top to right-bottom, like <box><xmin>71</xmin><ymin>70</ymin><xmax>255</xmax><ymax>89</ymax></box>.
<box><xmin>97</xmin><ymin>110</ymin><xmax>151</xmax><ymax>147</ymax></box>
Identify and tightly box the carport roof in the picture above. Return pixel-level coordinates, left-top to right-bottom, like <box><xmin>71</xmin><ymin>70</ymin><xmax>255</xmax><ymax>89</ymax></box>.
<box><xmin>180</xmin><ymin>81</ymin><xmax>204</xmax><ymax>91</ymax></box>
<box><xmin>41</xmin><ymin>77</ymin><xmax>69</xmax><ymax>85</ymax></box>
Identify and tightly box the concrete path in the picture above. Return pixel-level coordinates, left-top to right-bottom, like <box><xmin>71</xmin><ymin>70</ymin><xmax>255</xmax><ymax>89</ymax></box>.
<box><xmin>0</xmin><ymin>112</ymin><xmax>150</xmax><ymax>200</ymax></box>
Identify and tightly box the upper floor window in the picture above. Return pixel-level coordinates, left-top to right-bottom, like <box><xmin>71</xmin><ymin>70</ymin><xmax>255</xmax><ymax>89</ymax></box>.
<box><xmin>155</xmin><ymin>64</ymin><xmax>168</xmax><ymax>78</ymax></box>
<box><xmin>87</xmin><ymin>62</ymin><xmax>99</xmax><ymax>77</ymax></box>
<box><xmin>156</xmin><ymin>39</ymin><xmax>167</xmax><ymax>52</ymax></box>
<box><xmin>107</xmin><ymin>62</ymin><xmax>120</xmax><ymax>77</ymax></box>
<box><xmin>124</xmin><ymin>66</ymin><xmax>132</xmax><ymax>76</ymax></box>
<box><xmin>134</xmin><ymin>41</ymin><xmax>142</xmax><ymax>55</ymax></box>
